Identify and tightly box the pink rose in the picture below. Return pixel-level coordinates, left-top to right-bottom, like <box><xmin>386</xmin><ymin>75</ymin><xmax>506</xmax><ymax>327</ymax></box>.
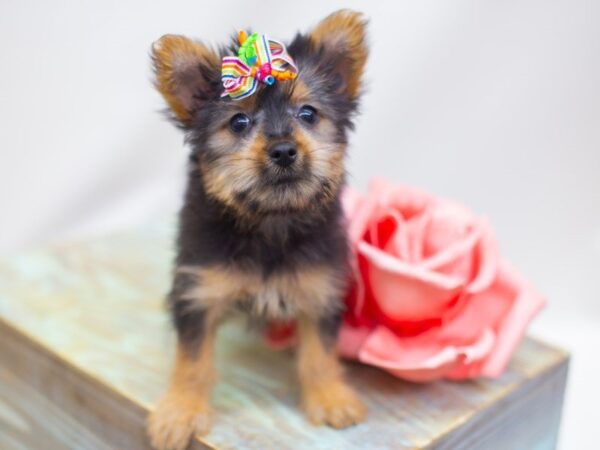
<box><xmin>338</xmin><ymin>179</ymin><xmax>545</xmax><ymax>381</ymax></box>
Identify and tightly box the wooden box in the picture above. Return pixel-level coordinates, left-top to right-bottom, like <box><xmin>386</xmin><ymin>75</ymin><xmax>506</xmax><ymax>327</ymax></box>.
<box><xmin>0</xmin><ymin>223</ymin><xmax>568</xmax><ymax>449</ymax></box>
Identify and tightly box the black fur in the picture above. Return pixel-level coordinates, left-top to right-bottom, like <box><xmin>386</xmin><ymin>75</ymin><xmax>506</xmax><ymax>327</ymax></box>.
<box><xmin>175</xmin><ymin>168</ymin><xmax>349</xmax><ymax>273</ymax></box>
<box><xmin>169</xmin><ymin>270</ymin><xmax>207</xmax><ymax>355</ymax></box>
<box><xmin>167</xmin><ymin>31</ymin><xmax>362</xmax><ymax>352</ymax></box>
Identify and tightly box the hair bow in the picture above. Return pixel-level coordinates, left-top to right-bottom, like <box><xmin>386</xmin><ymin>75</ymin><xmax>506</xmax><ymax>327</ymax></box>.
<box><xmin>221</xmin><ymin>31</ymin><xmax>298</xmax><ymax>100</ymax></box>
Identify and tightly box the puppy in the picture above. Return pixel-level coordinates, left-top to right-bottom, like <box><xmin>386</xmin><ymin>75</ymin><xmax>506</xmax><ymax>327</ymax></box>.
<box><xmin>147</xmin><ymin>10</ymin><xmax>368</xmax><ymax>450</ymax></box>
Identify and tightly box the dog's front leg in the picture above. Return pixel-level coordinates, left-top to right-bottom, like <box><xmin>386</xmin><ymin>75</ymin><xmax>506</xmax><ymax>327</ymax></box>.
<box><xmin>297</xmin><ymin>314</ymin><xmax>367</xmax><ymax>429</ymax></box>
<box><xmin>148</xmin><ymin>273</ymin><xmax>220</xmax><ymax>450</ymax></box>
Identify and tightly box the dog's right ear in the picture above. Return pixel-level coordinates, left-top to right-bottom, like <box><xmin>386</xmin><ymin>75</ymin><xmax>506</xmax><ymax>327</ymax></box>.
<box><xmin>308</xmin><ymin>10</ymin><xmax>368</xmax><ymax>101</ymax></box>
<box><xmin>151</xmin><ymin>35</ymin><xmax>221</xmax><ymax>127</ymax></box>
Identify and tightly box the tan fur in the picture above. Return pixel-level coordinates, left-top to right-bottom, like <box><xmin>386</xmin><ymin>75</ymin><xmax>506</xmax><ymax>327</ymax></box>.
<box><xmin>147</xmin><ymin>334</ymin><xmax>218</xmax><ymax>450</ymax></box>
<box><xmin>297</xmin><ymin>316</ymin><xmax>366</xmax><ymax>428</ymax></box>
<box><xmin>202</xmin><ymin>128</ymin><xmax>266</xmax><ymax>214</ymax></box>
<box><xmin>290</xmin><ymin>80</ymin><xmax>347</xmax><ymax>202</ymax></box>
<box><xmin>309</xmin><ymin>10</ymin><xmax>368</xmax><ymax>99</ymax></box>
<box><xmin>290</xmin><ymin>79</ymin><xmax>311</xmax><ymax>104</ymax></box>
<box><xmin>179</xmin><ymin>264</ymin><xmax>344</xmax><ymax>320</ymax></box>
<box><xmin>152</xmin><ymin>34</ymin><xmax>219</xmax><ymax>125</ymax></box>
<box><xmin>293</xmin><ymin>125</ymin><xmax>344</xmax><ymax>196</ymax></box>
<box><xmin>201</xmin><ymin>120</ymin><xmax>342</xmax><ymax>215</ymax></box>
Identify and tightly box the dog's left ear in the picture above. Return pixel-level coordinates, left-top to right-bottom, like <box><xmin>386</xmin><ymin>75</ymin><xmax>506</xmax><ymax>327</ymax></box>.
<box><xmin>308</xmin><ymin>10</ymin><xmax>368</xmax><ymax>100</ymax></box>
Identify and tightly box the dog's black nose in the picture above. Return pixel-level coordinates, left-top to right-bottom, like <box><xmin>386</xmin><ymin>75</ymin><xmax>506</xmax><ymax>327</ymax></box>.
<box><xmin>268</xmin><ymin>142</ymin><xmax>297</xmax><ymax>168</ymax></box>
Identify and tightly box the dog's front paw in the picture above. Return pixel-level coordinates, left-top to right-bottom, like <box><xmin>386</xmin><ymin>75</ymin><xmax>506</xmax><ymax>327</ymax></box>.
<box><xmin>147</xmin><ymin>392</ymin><xmax>211</xmax><ymax>450</ymax></box>
<box><xmin>302</xmin><ymin>380</ymin><xmax>367</xmax><ymax>429</ymax></box>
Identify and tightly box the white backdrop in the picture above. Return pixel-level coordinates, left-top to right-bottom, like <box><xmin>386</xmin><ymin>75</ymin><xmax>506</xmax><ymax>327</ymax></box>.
<box><xmin>1</xmin><ymin>1</ymin><xmax>598</xmax><ymax>448</ymax></box>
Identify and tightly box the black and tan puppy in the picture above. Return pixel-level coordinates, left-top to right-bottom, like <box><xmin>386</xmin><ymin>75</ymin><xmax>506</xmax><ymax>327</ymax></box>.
<box><xmin>147</xmin><ymin>10</ymin><xmax>368</xmax><ymax>450</ymax></box>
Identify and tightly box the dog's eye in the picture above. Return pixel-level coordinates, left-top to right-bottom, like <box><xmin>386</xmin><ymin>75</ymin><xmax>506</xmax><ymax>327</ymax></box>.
<box><xmin>297</xmin><ymin>105</ymin><xmax>318</xmax><ymax>125</ymax></box>
<box><xmin>229</xmin><ymin>113</ymin><xmax>251</xmax><ymax>133</ymax></box>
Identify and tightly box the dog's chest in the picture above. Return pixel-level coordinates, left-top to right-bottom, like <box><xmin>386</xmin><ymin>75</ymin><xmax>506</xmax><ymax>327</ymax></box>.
<box><xmin>240</xmin><ymin>281</ymin><xmax>297</xmax><ymax>319</ymax></box>
<box><xmin>235</xmin><ymin>268</ymin><xmax>338</xmax><ymax>320</ymax></box>
<box><xmin>182</xmin><ymin>264</ymin><xmax>342</xmax><ymax>320</ymax></box>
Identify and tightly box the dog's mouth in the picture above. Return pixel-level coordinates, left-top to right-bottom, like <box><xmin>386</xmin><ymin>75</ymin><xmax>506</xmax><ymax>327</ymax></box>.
<box><xmin>243</xmin><ymin>170</ymin><xmax>316</xmax><ymax>213</ymax></box>
<box><xmin>271</xmin><ymin>173</ymin><xmax>304</xmax><ymax>186</ymax></box>
<box><xmin>261</xmin><ymin>165</ymin><xmax>309</xmax><ymax>189</ymax></box>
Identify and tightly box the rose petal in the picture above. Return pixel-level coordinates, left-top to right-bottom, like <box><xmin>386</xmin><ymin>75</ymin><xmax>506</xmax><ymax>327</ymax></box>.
<box><xmin>478</xmin><ymin>260</ymin><xmax>546</xmax><ymax>377</ymax></box>
<box><xmin>264</xmin><ymin>321</ymin><xmax>296</xmax><ymax>349</ymax></box>
<box><xmin>369</xmin><ymin>211</ymin><xmax>400</xmax><ymax>251</ymax></box>
<box><xmin>341</xmin><ymin>186</ymin><xmax>364</xmax><ymax>220</ymax></box>
<box><xmin>434</xmin><ymin>261</ymin><xmax>544</xmax><ymax>379</ymax></box>
<box><xmin>359</xmin><ymin>241</ymin><xmax>466</xmax><ymax>322</ymax></box>
<box><xmin>421</xmin><ymin>225</ymin><xmax>480</xmax><ymax>271</ymax></box>
<box><xmin>349</xmin><ymin>251</ymin><xmax>370</xmax><ymax>317</ymax></box>
<box><xmin>359</xmin><ymin>242</ymin><xmax>465</xmax><ymax>291</ymax></box>
<box><xmin>377</xmin><ymin>181</ymin><xmax>433</xmax><ymax>219</ymax></box>
<box><xmin>355</xmin><ymin>325</ymin><xmax>495</xmax><ymax>382</ymax></box>
<box><xmin>403</xmin><ymin>209</ymin><xmax>431</xmax><ymax>263</ymax></box>
<box><xmin>464</xmin><ymin>219</ymin><xmax>499</xmax><ymax>294</ymax></box>
<box><xmin>343</xmin><ymin>188</ymin><xmax>374</xmax><ymax>246</ymax></box>
<box><xmin>420</xmin><ymin>200</ymin><xmax>473</xmax><ymax>258</ymax></box>
<box><xmin>435</xmin><ymin>282</ymin><xmax>513</xmax><ymax>343</ymax></box>
<box><xmin>382</xmin><ymin>210</ymin><xmax>410</xmax><ymax>260</ymax></box>
<box><xmin>337</xmin><ymin>324</ymin><xmax>373</xmax><ymax>359</ymax></box>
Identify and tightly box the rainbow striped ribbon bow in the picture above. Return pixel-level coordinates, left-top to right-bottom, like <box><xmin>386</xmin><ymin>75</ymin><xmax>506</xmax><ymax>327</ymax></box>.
<box><xmin>221</xmin><ymin>31</ymin><xmax>298</xmax><ymax>100</ymax></box>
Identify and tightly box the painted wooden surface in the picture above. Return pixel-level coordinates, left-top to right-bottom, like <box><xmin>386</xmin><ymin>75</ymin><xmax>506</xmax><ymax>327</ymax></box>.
<box><xmin>0</xmin><ymin>222</ymin><xmax>569</xmax><ymax>449</ymax></box>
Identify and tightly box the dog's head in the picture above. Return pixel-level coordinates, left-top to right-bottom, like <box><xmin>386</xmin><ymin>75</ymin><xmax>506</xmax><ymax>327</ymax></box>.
<box><xmin>152</xmin><ymin>10</ymin><xmax>368</xmax><ymax>216</ymax></box>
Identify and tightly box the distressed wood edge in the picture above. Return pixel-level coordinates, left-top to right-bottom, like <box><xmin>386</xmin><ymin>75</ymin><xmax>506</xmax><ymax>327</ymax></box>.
<box><xmin>0</xmin><ymin>317</ymin><xmax>215</xmax><ymax>450</ymax></box>
<box><xmin>1</xmin><ymin>315</ymin><xmax>570</xmax><ymax>450</ymax></box>
<box><xmin>0</xmin><ymin>363</ymin><xmax>114</xmax><ymax>450</ymax></box>
<box><xmin>426</xmin><ymin>352</ymin><xmax>570</xmax><ymax>450</ymax></box>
